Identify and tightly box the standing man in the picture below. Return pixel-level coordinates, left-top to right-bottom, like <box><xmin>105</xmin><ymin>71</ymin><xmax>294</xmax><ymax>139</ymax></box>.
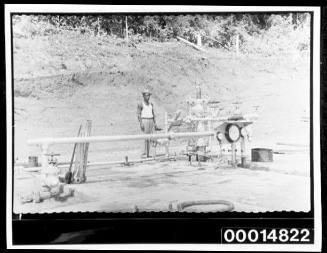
<box><xmin>137</xmin><ymin>89</ymin><xmax>161</xmax><ymax>158</ymax></box>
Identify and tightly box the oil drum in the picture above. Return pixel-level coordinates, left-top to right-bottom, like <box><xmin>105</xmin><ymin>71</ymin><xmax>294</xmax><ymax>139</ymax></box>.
<box><xmin>251</xmin><ymin>148</ymin><xmax>273</xmax><ymax>162</ymax></box>
<box><xmin>28</xmin><ymin>156</ymin><xmax>38</xmax><ymax>167</ymax></box>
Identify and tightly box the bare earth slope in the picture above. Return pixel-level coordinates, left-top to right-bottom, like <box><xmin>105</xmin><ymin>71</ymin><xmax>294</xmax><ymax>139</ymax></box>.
<box><xmin>13</xmin><ymin>33</ymin><xmax>310</xmax><ymax>162</ymax></box>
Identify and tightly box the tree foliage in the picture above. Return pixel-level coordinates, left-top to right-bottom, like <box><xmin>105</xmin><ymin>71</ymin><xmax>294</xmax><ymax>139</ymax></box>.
<box><xmin>12</xmin><ymin>13</ymin><xmax>311</xmax><ymax>55</ymax></box>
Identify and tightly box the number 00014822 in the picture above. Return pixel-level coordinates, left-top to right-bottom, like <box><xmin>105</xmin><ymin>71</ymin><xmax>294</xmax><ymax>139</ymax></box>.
<box><xmin>222</xmin><ymin>228</ymin><xmax>312</xmax><ymax>243</ymax></box>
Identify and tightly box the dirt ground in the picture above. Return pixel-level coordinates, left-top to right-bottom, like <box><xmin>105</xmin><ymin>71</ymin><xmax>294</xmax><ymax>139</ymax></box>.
<box><xmin>12</xmin><ymin>33</ymin><xmax>311</xmax><ymax>213</ymax></box>
<box><xmin>14</xmin><ymin>150</ymin><xmax>310</xmax><ymax>213</ymax></box>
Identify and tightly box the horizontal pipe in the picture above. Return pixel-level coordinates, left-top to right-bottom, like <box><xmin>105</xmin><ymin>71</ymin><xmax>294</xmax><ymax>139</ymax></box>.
<box><xmin>27</xmin><ymin>131</ymin><xmax>215</xmax><ymax>146</ymax></box>
<box><xmin>18</xmin><ymin>155</ymin><xmax>180</xmax><ymax>172</ymax></box>
<box><xmin>15</xmin><ymin>161</ymin><xmax>71</xmax><ymax>167</ymax></box>
<box><xmin>84</xmin><ymin>155</ymin><xmax>179</xmax><ymax>167</ymax></box>
<box><xmin>189</xmin><ymin>113</ymin><xmax>258</xmax><ymax>122</ymax></box>
<box><xmin>276</xmin><ymin>142</ymin><xmax>309</xmax><ymax>147</ymax></box>
<box><xmin>189</xmin><ymin>117</ymin><xmax>229</xmax><ymax>121</ymax></box>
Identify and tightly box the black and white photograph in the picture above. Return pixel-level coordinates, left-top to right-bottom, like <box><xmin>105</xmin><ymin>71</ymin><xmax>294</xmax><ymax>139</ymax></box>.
<box><xmin>5</xmin><ymin>4</ymin><xmax>322</xmax><ymax>250</ymax></box>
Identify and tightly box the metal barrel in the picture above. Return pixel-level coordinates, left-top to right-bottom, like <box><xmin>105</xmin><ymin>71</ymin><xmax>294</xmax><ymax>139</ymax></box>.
<box><xmin>28</xmin><ymin>156</ymin><xmax>38</xmax><ymax>167</ymax></box>
<box><xmin>251</xmin><ymin>148</ymin><xmax>273</xmax><ymax>162</ymax></box>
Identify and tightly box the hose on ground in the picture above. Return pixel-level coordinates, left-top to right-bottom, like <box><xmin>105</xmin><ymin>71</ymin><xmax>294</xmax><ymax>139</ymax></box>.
<box><xmin>177</xmin><ymin>200</ymin><xmax>234</xmax><ymax>212</ymax></box>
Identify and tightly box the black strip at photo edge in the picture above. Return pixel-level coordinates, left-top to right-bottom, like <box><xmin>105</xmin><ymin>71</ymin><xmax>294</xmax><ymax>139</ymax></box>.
<box><xmin>10</xmin><ymin>11</ymin><xmax>313</xmax><ymax>16</ymax></box>
<box><xmin>310</xmin><ymin>11</ymin><xmax>314</xmax><ymax>215</ymax></box>
<box><xmin>10</xmin><ymin>13</ymin><xmax>16</xmax><ymax>220</ymax></box>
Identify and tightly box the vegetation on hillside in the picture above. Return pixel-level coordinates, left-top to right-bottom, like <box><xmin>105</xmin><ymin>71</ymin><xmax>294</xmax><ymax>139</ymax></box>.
<box><xmin>13</xmin><ymin>13</ymin><xmax>311</xmax><ymax>57</ymax></box>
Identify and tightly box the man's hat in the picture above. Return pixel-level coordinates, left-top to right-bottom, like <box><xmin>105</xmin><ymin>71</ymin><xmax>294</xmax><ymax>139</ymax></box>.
<box><xmin>142</xmin><ymin>88</ymin><xmax>151</xmax><ymax>95</ymax></box>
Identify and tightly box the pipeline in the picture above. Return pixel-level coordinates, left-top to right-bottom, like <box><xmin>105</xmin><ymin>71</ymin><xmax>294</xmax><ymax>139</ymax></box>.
<box><xmin>28</xmin><ymin>131</ymin><xmax>215</xmax><ymax>146</ymax></box>
<box><xmin>189</xmin><ymin>113</ymin><xmax>258</xmax><ymax>122</ymax></box>
<box><xmin>132</xmin><ymin>200</ymin><xmax>235</xmax><ymax>212</ymax></box>
<box><xmin>18</xmin><ymin>155</ymin><xmax>182</xmax><ymax>173</ymax></box>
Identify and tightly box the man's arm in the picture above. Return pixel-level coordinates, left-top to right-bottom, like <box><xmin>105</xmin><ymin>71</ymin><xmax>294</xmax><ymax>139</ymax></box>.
<box><xmin>137</xmin><ymin>103</ymin><xmax>145</xmax><ymax>131</ymax></box>
<box><xmin>151</xmin><ymin>103</ymin><xmax>156</xmax><ymax>125</ymax></box>
<box><xmin>151</xmin><ymin>103</ymin><xmax>161</xmax><ymax>130</ymax></box>
<box><xmin>137</xmin><ymin>102</ymin><xmax>143</xmax><ymax>124</ymax></box>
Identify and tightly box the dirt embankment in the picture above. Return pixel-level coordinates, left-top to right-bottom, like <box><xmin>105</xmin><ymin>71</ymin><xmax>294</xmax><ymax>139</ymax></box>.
<box><xmin>13</xmin><ymin>32</ymin><xmax>310</xmax><ymax>162</ymax></box>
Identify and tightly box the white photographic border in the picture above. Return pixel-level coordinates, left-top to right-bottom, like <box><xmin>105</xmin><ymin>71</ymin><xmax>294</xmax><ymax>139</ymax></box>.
<box><xmin>5</xmin><ymin>5</ymin><xmax>322</xmax><ymax>251</ymax></box>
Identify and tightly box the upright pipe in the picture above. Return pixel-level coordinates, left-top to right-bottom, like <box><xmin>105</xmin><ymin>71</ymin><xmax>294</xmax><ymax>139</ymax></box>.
<box><xmin>41</xmin><ymin>144</ymin><xmax>49</xmax><ymax>171</ymax></box>
<box><xmin>240</xmin><ymin>136</ymin><xmax>246</xmax><ymax>167</ymax></box>
<box><xmin>231</xmin><ymin>142</ymin><xmax>236</xmax><ymax>167</ymax></box>
<box><xmin>189</xmin><ymin>113</ymin><xmax>258</xmax><ymax>122</ymax></box>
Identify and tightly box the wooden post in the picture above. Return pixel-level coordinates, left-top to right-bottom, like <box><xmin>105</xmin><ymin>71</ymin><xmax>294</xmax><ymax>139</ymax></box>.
<box><xmin>95</xmin><ymin>17</ymin><xmax>100</xmax><ymax>36</ymax></box>
<box><xmin>82</xmin><ymin>120</ymin><xmax>92</xmax><ymax>179</ymax></box>
<box><xmin>125</xmin><ymin>16</ymin><xmax>128</xmax><ymax>41</ymax></box>
<box><xmin>73</xmin><ymin>128</ymin><xmax>84</xmax><ymax>182</ymax></box>
<box><xmin>72</xmin><ymin>120</ymin><xmax>92</xmax><ymax>184</ymax></box>
<box><xmin>235</xmin><ymin>34</ymin><xmax>240</xmax><ymax>57</ymax></box>
<box><xmin>289</xmin><ymin>13</ymin><xmax>293</xmax><ymax>24</ymax></box>
<box><xmin>196</xmin><ymin>33</ymin><xmax>202</xmax><ymax>47</ymax></box>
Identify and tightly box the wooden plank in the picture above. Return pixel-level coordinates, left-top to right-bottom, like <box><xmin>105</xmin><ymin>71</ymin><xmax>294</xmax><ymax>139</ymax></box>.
<box><xmin>177</xmin><ymin>36</ymin><xmax>205</xmax><ymax>52</ymax></box>
<box><xmin>82</xmin><ymin>120</ymin><xmax>92</xmax><ymax>179</ymax></box>
<box><xmin>72</xmin><ymin>120</ymin><xmax>92</xmax><ymax>183</ymax></box>
<box><xmin>66</xmin><ymin>124</ymin><xmax>83</xmax><ymax>183</ymax></box>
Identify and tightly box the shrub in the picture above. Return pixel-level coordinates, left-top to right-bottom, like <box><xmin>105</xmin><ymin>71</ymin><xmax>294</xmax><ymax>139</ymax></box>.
<box><xmin>12</xmin><ymin>13</ymin><xmax>311</xmax><ymax>57</ymax></box>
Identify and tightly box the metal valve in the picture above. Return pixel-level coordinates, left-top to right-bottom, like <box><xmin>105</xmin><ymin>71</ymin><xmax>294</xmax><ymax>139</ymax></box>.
<box><xmin>45</xmin><ymin>152</ymin><xmax>60</xmax><ymax>164</ymax></box>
